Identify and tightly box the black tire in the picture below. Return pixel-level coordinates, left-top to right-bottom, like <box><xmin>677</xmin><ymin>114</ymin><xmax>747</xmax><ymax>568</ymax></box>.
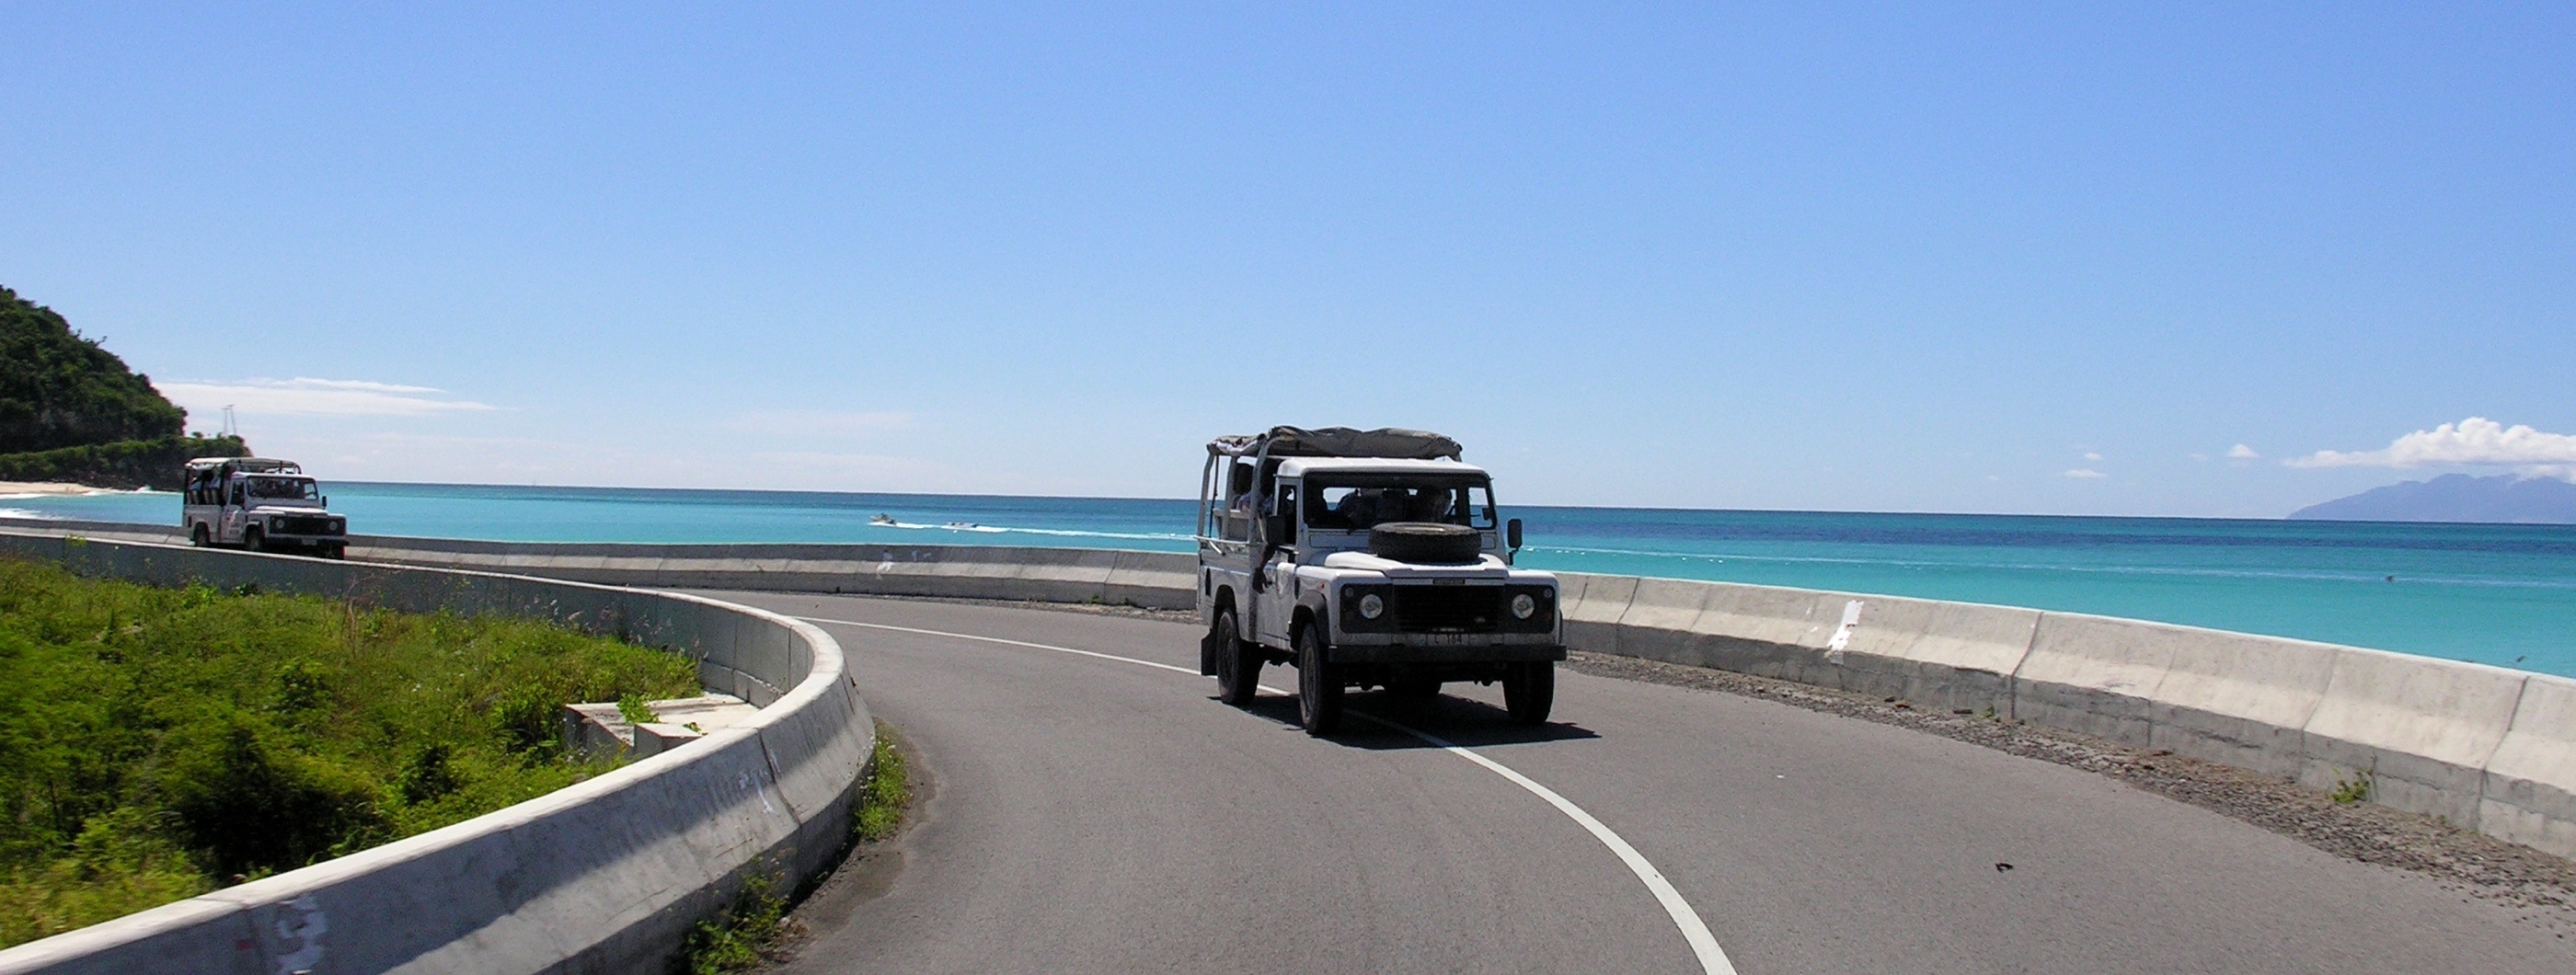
<box><xmin>1386</xmin><ymin>676</ymin><xmax>1441</xmax><ymax>701</ymax></box>
<box><xmin>1295</xmin><ymin>625</ymin><xmax>1343</xmax><ymax>736</ymax></box>
<box><xmin>190</xmin><ymin>523</ymin><xmax>211</xmax><ymax>547</ymax></box>
<box><xmin>242</xmin><ymin>526</ymin><xmax>265</xmax><ymax>554</ymax></box>
<box><xmin>325</xmin><ymin>544</ymin><xmax>347</xmax><ymax>561</ymax></box>
<box><xmin>1213</xmin><ymin>607</ymin><xmax>1261</xmax><ymax>706</ymax></box>
<box><xmin>1503</xmin><ymin>661</ymin><xmax>1555</xmax><ymax>726</ymax></box>
<box><xmin>1367</xmin><ymin>522</ymin><xmax>1482</xmax><ymax>564</ymax></box>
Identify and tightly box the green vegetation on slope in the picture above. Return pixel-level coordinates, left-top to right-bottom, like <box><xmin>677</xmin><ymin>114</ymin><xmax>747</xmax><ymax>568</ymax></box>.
<box><xmin>0</xmin><ymin>434</ymin><xmax>250</xmax><ymax>491</ymax></box>
<box><xmin>0</xmin><ymin>286</ymin><xmax>188</xmax><ymax>455</ymax></box>
<box><xmin>0</xmin><ymin>557</ymin><xmax>702</xmax><ymax>947</ymax></box>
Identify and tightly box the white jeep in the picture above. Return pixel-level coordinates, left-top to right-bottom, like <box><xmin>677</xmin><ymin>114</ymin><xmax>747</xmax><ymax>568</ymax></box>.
<box><xmin>1196</xmin><ymin>427</ymin><xmax>1564</xmax><ymax>735</ymax></box>
<box><xmin>180</xmin><ymin>457</ymin><xmax>350</xmax><ymax>558</ymax></box>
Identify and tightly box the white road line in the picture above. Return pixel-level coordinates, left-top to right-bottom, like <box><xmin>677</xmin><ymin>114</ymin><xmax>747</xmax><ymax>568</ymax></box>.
<box><xmin>799</xmin><ymin>614</ymin><xmax>1739</xmax><ymax>975</ymax></box>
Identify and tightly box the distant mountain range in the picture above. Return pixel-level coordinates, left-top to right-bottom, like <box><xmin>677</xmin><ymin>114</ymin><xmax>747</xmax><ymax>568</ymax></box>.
<box><xmin>2288</xmin><ymin>473</ymin><xmax>2576</xmax><ymax>524</ymax></box>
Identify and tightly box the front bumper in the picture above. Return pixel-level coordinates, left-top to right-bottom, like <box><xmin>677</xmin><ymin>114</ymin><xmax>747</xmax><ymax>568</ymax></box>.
<box><xmin>261</xmin><ymin>534</ymin><xmax>345</xmax><ymax>549</ymax></box>
<box><xmin>1326</xmin><ymin>639</ymin><xmax>1567</xmax><ymax>664</ymax></box>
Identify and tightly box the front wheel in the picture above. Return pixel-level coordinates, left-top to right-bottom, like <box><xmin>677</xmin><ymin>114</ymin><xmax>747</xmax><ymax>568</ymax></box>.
<box><xmin>324</xmin><ymin>544</ymin><xmax>347</xmax><ymax>560</ymax></box>
<box><xmin>1503</xmin><ymin>661</ymin><xmax>1555</xmax><ymax>726</ymax></box>
<box><xmin>242</xmin><ymin>526</ymin><xmax>265</xmax><ymax>554</ymax></box>
<box><xmin>1212</xmin><ymin>607</ymin><xmax>1261</xmax><ymax>706</ymax></box>
<box><xmin>1295</xmin><ymin>625</ymin><xmax>1343</xmax><ymax>736</ymax></box>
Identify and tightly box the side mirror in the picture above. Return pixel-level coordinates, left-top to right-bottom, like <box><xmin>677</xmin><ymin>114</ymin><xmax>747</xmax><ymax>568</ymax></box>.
<box><xmin>1507</xmin><ymin>518</ymin><xmax>1524</xmax><ymax>550</ymax></box>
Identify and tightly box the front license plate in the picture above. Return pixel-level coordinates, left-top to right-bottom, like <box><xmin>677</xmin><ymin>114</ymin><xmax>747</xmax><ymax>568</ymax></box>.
<box><xmin>1409</xmin><ymin>633</ymin><xmax>1480</xmax><ymax>647</ymax></box>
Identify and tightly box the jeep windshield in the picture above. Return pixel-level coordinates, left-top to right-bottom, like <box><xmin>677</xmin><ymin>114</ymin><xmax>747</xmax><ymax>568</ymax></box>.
<box><xmin>246</xmin><ymin>476</ymin><xmax>319</xmax><ymax>501</ymax></box>
<box><xmin>1304</xmin><ymin>475</ymin><xmax>1496</xmax><ymax>531</ymax></box>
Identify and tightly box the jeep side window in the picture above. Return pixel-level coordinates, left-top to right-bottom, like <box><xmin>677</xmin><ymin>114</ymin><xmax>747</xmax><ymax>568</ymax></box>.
<box><xmin>229</xmin><ymin>482</ymin><xmax>244</xmax><ymax>506</ymax></box>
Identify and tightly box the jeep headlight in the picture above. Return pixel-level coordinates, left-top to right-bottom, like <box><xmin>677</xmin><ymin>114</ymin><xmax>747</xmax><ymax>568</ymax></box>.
<box><xmin>1358</xmin><ymin>593</ymin><xmax>1385</xmax><ymax>620</ymax></box>
<box><xmin>268</xmin><ymin>516</ymin><xmax>284</xmax><ymax>530</ymax></box>
<box><xmin>1511</xmin><ymin>593</ymin><xmax>1537</xmax><ymax>619</ymax></box>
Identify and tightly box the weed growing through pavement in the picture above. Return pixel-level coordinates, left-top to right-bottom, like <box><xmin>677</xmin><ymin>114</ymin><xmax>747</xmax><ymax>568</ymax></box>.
<box><xmin>682</xmin><ymin>868</ymin><xmax>789</xmax><ymax>975</ymax></box>
<box><xmin>2330</xmin><ymin>768</ymin><xmax>2376</xmax><ymax>805</ymax></box>
<box><xmin>855</xmin><ymin>721</ymin><xmax>909</xmax><ymax>843</ymax></box>
<box><xmin>679</xmin><ymin>722</ymin><xmax>911</xmax><ymax>973</ymax></box>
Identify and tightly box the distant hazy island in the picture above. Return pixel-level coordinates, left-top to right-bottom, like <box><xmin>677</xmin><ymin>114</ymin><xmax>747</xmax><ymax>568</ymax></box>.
<box><xmin>2289</xmin><ymin>473</ymin><xmax>2576</xmax><ymax>524</ymax></box>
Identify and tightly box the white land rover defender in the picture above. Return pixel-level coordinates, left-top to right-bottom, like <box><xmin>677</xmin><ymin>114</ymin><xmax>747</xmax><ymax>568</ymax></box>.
<box><xmin>1196</xmin><ymin>427</ymin><xmax>1565</xmax><ymax>735</ymax></box>
<box><xmin>180</xmin><ymin>457</ymin><xmax>350</xmax><ymax>558</ymax></box>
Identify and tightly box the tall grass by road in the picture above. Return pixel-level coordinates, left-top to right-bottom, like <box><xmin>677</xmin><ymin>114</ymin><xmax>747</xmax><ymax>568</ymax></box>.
<box><xmin>0</xmin><ymin>556</ymin><xmax>700</xmax><ymax>947</ymax></box>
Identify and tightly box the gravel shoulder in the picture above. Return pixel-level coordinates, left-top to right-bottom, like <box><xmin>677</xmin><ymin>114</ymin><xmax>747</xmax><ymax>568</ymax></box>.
<box><xmin>1563</xmin><ymin>649</ymin><xmax>2576</xmax><ymax>925</ymax></box>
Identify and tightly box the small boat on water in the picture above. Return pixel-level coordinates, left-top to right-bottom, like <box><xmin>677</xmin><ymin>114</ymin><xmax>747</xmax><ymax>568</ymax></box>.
<box><xmin>942</xmin><ymin>521</ymin><xmax>978</xmax><ymax>530</ymax></box>
<box><xmin>868</xmin><ymin>513</ymin><xmax>896</xmax><ymax>525</ymax></box>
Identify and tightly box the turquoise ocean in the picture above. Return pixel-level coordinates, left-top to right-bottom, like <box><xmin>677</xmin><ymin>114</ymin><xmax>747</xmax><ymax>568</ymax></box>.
<box><xmin>8</xmin><ymin>482</ymin><xmax>2572</xmax><ymax>679</ymax></box>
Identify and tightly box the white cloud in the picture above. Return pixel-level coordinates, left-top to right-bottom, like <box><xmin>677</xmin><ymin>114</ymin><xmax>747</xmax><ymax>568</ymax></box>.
<box><xmin>2083</xmin><ymin>452</ymin><xmax>2104</xmax><ymax>462</ymax></box>
<box><xmin>160</xmin><ymin>377</ymin><xmax>498</xmax><ymax>418</ymax></box>
<box><xmin>2227</xmin><ymin>443</ymin><xmax>2260</xmax><ymax>459</ymax></box>
<box><xmin>2287</xmin><ymin>418</ymin><xmax>2576</xmax><ymax>472</ymax></box>
<box><xmin>2062</xmin><ymin>468</ymin><xmax>2107</xmax><ymax>479</ymax></box>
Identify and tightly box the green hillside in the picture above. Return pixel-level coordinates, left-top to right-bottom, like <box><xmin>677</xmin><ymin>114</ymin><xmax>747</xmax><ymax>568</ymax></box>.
<box><xmin>0</xmin><ymin>286</ymin><xmax>247</xmax><ymax>488</ymax></box>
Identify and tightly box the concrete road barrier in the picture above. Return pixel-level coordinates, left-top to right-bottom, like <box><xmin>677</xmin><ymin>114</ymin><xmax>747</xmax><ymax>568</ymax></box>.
<box><xmin>6</xmin><ymin>519</ymin><xmax>2566</xmax><ymax>860</ymax></box>
<box><xmin>2484</xmin><ymin>675</ymin><xmax>2576</xmax><ymax>856</ymax></box>
<box><xmin>347</xmin><ymin>535</ymin><xmax>2574</xmax><ymax>859</ymax></box>
<box><xmin>0</xmin><ymin>530</ymin><xmax>872</xmax><ymax>975</ymax></box>
<box><xmin>344</xmin><ymin>534</ymin><xmax>1199</xmax><ymax>611</ymax></box>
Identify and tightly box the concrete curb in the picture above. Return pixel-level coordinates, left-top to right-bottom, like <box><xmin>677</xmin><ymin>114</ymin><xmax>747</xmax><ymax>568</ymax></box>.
<box><xmin>0</xmin><ymin>531</ymin><xmax>873</xmax><ymax>975</ymax></box>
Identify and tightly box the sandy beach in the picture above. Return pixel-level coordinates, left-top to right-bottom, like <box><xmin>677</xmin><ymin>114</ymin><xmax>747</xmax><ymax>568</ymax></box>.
<box><xmin>0</xmin><ymin>482</ymin><xmax>122</xmax><ymax>497</ymax></box>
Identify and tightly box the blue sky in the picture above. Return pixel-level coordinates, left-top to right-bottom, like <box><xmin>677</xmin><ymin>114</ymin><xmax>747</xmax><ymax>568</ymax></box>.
<box><xmin>4</xmin><ymin>3</ymin><xmax>2570</xmax><ymax>515</ymax></box>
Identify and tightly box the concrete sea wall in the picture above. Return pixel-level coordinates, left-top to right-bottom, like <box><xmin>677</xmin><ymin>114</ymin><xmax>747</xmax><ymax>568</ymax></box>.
<box><xmin>1550</xmin><ymin>571</ymin><xmax>2576</xmax><ymax>856</ymax></box>
<box><xmin>0</xmin><ymin>530</ymin><xmax>872</xmax><ymax>975</ymax></box>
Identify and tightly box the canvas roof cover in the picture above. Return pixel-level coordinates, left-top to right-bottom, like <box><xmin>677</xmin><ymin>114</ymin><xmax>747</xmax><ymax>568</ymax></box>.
<box><xmin>185</xmin><ymin>457</ymin><xmax>302</xmax><ymax>474</ymax></box>
<box><xmin>1209</xmin><ymin>426</ymin><xmax>1463</xmax><ymax>461</ymax></box>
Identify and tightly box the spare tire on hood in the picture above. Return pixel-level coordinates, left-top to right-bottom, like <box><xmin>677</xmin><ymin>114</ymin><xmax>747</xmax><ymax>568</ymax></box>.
<box><xmin>1368</xmin><ymin>522</ymin><xmax>1483</xmax><ymax>565</ymax></box>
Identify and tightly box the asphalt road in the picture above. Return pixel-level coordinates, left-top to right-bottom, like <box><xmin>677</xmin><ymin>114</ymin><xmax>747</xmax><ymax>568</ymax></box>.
<box><xmin>712</xmin><ymin>591</ymin><xmax>2570</xmax><ymax>974</ymax></box>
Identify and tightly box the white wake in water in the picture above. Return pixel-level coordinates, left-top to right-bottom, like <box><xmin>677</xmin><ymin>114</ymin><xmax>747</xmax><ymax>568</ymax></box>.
<box><xmin>874</xmin><ymin>519</ymin><xmax>1189</xmax><ymax>543</ymax></box>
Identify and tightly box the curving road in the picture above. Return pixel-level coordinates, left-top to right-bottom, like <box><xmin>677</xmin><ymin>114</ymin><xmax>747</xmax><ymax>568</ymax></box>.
<box><xmin>711</xmin><ymin>591</ymin><xmax>2571</xmax><ymax>974</ymax></box>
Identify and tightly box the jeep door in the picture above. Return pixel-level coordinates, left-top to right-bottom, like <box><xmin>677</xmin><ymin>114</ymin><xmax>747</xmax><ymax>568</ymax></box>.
<box><xmin>1254</xmin><ymin>478</ymin><xmax>1301</xmax><ymax>648</ymax></box>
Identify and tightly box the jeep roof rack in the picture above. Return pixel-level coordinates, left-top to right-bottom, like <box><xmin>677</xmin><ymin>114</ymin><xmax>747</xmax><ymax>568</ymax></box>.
<box><xmin>1208</xmin><ymin>426</ymin><xmax>1462</xmax><ymax>461</ymax></box>
<box><xmin>184</xmin><ymin>457</ymin><xmax>304</xmax><ymax>475</ymax></box>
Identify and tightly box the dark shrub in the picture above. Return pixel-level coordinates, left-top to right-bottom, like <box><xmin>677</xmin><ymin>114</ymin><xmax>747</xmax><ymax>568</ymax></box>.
<box><xmin>163</xmin><ymin>718</ymin><xmax>385</xmax><ymax>878</ymax></box>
